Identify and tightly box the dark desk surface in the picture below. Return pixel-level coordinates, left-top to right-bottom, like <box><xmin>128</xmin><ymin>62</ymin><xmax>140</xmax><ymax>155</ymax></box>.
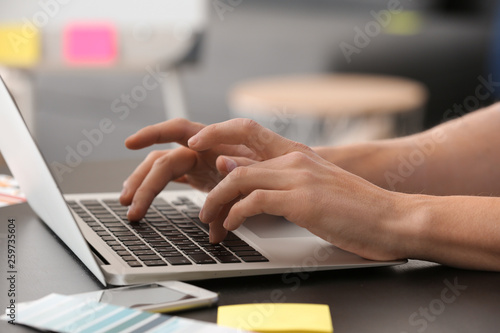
<box><xmin>1</xmin><ymin>160</ymin><xmax>499</xmax><ymax>333</ymax></box>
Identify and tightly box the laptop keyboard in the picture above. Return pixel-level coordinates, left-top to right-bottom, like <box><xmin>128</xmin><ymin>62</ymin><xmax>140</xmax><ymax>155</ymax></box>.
<box><xmin>66</xmin><ymin>197</ymin><xmax>269</xmax><ymax>268</ymax></box>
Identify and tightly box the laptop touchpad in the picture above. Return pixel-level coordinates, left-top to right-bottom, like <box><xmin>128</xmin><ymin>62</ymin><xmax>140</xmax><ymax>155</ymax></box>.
<box><xmin>243</xmin><ymin>214</ymin><xmax>315</xmax><ymax>238</ymax></box>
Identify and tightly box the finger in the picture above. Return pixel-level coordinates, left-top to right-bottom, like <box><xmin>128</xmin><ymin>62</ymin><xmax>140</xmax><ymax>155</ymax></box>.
<box><xmin>208</xmin><ymin>201</ymin><xmax>236</xmax><ymax>244</ymax></box>
<box><xmin>215</xmin><ymin>156</ymin><xmax>258</xmax><ymax>176</ymax></box>
<box><xmin>188</xmin><ymin>118</ymin><xmax>311</xmax><ymax>160</ymax></box>
<box><xmin>120</xmin><ymin>150</ymin><xmax>169</xmax><ymax>206</ymax></box>
<box><xmin>127</xmin><ymin>148</ymin><xmax>197</xmax><ymax>221</ymax></box>
<box><xmin>200</xmin><ymin>164</ymin><xmax>291</xmax><ymax>223</ymax></box>
<box><xmin>173</xmin><ymin>175</ymin><xmax>189</xmax><ymax>184</ymax></box>
<box><xmin>223</xmin><ymin>190</ymin><xmax>291</xmax><ymax>231</ymax></box>
<box><xmin>125</xmin><ymin>118</ymin><xmax>205</xmax><ymax>150</ymax></box>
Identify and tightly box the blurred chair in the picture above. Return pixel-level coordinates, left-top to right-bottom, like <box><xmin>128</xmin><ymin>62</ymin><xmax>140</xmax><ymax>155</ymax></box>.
<box><xmin>0</xmin><ymin>0</ymin><xmax>208</xmax><ymax>134</ymax></box>
<box><xmin>229</xmin><ymin>74</ymin><xmax>428</xmax><ymax>146</ymax></box>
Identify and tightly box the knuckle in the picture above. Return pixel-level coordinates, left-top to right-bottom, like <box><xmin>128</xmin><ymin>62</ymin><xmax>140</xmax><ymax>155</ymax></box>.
<box><xmin>152</xmin><ymin>154</ymin><xmax>171</xmax><ymax>168</ymax></box>
<box><xmin>171</xmin><ymin>117</ymin><xmax>189</xmax><ymax>127</ymax></box>
<box><xmin>147</xmin><ymin>150</ymin><xmax>164</xmax><ymax>160</ymax></box>
<box><xmin>231</xmin><ymin>166</ymin><xmax>249</xmax><ymax>179</ymax></box>
<box><xmin>239</xmin><ymin>118</ymin><xmax>261</xmax><ymax>132</ymax></box>
<box><xmin>296</xmin><ymin>169</ymin><xmax>316</xmax><ymax>183</ymax></box>
<box><xmin>249</xmin><ymin>189</ymin><xmax>267</xmax><ymax>204</ymax></box>
<box><xmin>286</xmin><ymin>151</ymin><xmax>310</xmax><ymax>165</ymax></box>
<box><xmin>291</xmin><ymin>141</ymin><xmax>313</xmax><ymax>153</ymax></box>
<box><xmin>135</xmin><ymin>187</ymin><xmax>157</xmax><ymax>201</ymax></box>
<box><xmin>205</xmin><ymin>191</ymin><xmax>216</xmax><ymax>204</ymax></box>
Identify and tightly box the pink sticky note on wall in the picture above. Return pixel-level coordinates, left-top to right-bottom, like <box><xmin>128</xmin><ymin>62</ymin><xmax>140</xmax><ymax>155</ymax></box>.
<box><xmin>64</xmin><ymin>23</ymin><xmax>117</xmax><ymax>66</ymax></box>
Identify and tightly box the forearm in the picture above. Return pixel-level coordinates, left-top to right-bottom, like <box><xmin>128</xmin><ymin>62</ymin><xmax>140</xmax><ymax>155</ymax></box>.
<box><xmin>392</xmin><ymin>193</ymin><xmax>500</xmax><ymax>271</ymax></box>
<box><xmin>314</xmin><ymin>140</ymin><xmax>405</xmax><ymax>190</ymax></box>
<box><xmin>314</xmin><ymin>103</ymin><xmax>500</xmax><ymax>195</ymax></box>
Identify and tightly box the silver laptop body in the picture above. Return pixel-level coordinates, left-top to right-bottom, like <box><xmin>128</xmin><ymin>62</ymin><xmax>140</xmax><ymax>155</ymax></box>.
<box><xmin>0</xmin><ymin>77</ymin><xmax>405</xmax><ymax>286</ymax></box>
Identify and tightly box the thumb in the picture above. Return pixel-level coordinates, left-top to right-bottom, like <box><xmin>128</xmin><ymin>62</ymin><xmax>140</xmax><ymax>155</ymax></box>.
<box><xmin>216</xmin><ymin>156</ymin><xmax>258</xmax><ymax>176</ymax></box>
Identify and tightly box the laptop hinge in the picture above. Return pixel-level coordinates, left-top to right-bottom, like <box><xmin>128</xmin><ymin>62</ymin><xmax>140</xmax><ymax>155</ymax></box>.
<box><xmin>87</xmin><ymin>242</ymin><xmax>110</xmax><ymax>266</ymax></box>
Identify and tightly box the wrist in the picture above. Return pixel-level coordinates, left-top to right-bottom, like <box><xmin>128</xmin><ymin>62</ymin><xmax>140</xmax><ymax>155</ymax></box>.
<box><xmin>382</xmin><ymin>192</ymin><xmax>432</xmax><ymax>260</ymax></box>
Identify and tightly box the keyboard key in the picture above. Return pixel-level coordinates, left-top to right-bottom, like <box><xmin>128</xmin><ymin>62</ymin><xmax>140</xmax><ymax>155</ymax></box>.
<box><xmin>229</xmin><ymin>246</ymin><xmax>255</xmax><ymax>252</ymax></box>
<box><xmin>222</xmin><ymin>240</ymin><xmax>249</xmax><ymax>247</ymax></box>
<box><xmin>127</xmin><ymin>261</ymin><xmax>142</xmax><ymax>267</ymax></box>
<box><xmin>189</xmin><ymin>254</ymin><xmax>216</xmax><ymax>264</ymax></box>
<box><xmin>132</xmin><ymin>250</ymin><xmax>157</xmax><ymax>256</ymax></box>
<box><xmin>101</xmin><ymin>222</ymin><xmax>122</xmax><ymax>227</ymax></box>
<box><xmin>122</xmin><ymin>255</ymin><xmax>137</xmax><ymax>262</ymax></box>
<box><xmin>165</xmin><ymin>256</ymin><xmax>192</xmax><ymax>265</ymax></box>
<box><xmin>99</xmin><ymin>217</ymin><xmax>120</xmax><ymax>223</ymax></box>
<box><xmin>138</xmin><ymin>254</ymin><xmax>162</xmax><ymax>261</ymax></box>
<box><xmin>117</xmin><ymin>236</ymin><xmax>140</xmax><ymax>242</ymax></box>
<box><xmin>143</xmin><ymin>260</ymin><xmax>168</xmax><ymax>267</ymax></box>
<box><xmin>108</xmin><ymin>226</ymin><xmax>130</xmax><ymax>232</ymax></box>
<box><xmin>128</xmin><ymin>245</ymin><xmax>151</xmax><ymax>251</ymax></box>
<box><xmin>215</xmin><ymin>255</ymin><xmax>241</xmax><ymax>263</ymax></box>
<box><xmin>182</xmin><ymin>248</ymin><xmax>205</xmax><ymax>255</ymax></box>
<box><xmin>148</xmin><ymin>240</ymin><xmax>169</xmax><ymax>246</ymax></box>
<box><xmin>177</xmin><ymin>244</ymin><xmax>199</xmax><ymax>250</ymax></box>
<box><xmin>113</xmin><ymin>231</ymin><xmax>135</xmax><ymax>236</ymax></box>
<box><xmin>208</xmin><ymin>250</ymin><xmax>233</xmax><ymax>257</ymax></box>
<box><xmin>123</xmin><ymin>240</ymin><xmax>146</xmax><ymax>246</ymax></box>
<box><xmin>240</xmin><ymin>256</ymin><xmax>269</xmax><ymax>263</ymax></box>
<box><xmin>160</xmin><ymin>251</ymin><xmax>183</xmax><ymax>257</ymax></box>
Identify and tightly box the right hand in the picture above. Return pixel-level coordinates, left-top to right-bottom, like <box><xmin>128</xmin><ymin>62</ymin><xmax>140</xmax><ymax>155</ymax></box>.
<box><xmin>119</xmin><ymin>118</ymin><xmax>259</xmax><ymax>226</ymax></box>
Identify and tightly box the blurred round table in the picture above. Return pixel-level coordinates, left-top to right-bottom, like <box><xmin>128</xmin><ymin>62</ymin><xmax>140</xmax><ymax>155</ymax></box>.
<box><xmin>229</xmin><ymin>74</ymin><xmax>428</xmax><ymax>146</ymax></box>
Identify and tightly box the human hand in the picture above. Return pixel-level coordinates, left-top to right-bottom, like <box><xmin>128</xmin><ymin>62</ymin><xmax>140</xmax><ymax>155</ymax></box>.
<box><xmin>189</xmin><ymin>119</ymin><xmax>406</xmax><ymax>261</ymax></box>
<box><xmin>120</xmin><ymin>118</ymin><xmax>259</xmax><ymax>228</ymax></box>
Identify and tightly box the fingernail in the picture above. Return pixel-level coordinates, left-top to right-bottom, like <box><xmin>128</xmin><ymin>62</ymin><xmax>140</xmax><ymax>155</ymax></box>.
<box><xmin>120</xmin><ymin>187</ymin><xmax>128</xmax><ymax>199</ymax></box>
<box><xmin>223</xmin><ymin>218</ymin><xmax>229</xmax><ymax>229</ymax></box>
<box><xmin>188</xmin><ymin>136</ymin><xmax>198</xmax><ymax>147</ymax></box>
<box><xmin>224</xmin><ymin>157</ymin><xmax>237</xmax><ymax>173</ymax></box>
<box><xmin>199</xmin><ymin>207</ymin><xmax>205</xmax><ymax>221</ymax></box>
<box><xmin>127</xmin><ymin>203</ymin><xmax>136</xmax><ymax>218</ymax></box>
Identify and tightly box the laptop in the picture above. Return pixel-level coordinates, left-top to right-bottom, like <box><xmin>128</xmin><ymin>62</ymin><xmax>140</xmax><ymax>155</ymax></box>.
<box><xmin>0</xmin><ymin>76</ymin><xmax>405</xmax><ymax>286</ymax></box>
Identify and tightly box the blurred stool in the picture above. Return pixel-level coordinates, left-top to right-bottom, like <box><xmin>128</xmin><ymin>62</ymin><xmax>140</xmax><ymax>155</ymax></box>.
<box><xmin>229</xmin><ymin>74</ymin><xmax>428</xmax><ymax>146</ymax></box>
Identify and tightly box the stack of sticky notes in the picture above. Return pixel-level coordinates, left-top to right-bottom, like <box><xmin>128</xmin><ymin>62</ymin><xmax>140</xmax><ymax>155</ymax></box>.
<box><xmin>63</xmin><ymin>23</ymin><xmax>118</xmax><ymax>66</ymax></box>
<box><xmin>2</xmin><ymin>293</ymin><xmax>248</xmax><ymax>333</ymax></box>
<box><xmin>0</xmin><ymin>25</ymin><xmax>40</xmax><ymax>67</ymax></box>
<box><xmin>217</xmin><ymin>303</ymin><xmax>334</xmax><ymax>333</ymax></box>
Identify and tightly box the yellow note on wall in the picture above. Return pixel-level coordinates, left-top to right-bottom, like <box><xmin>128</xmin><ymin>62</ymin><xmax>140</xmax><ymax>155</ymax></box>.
<box><xmin>218</xmin><ymin>303</ymin><xmax>333</xmax><ymax>333</ymax></box>
<box><xmin>0</xmin><ymin>25</ymin><xmax>40</xmax><ymax>67</ymax></box>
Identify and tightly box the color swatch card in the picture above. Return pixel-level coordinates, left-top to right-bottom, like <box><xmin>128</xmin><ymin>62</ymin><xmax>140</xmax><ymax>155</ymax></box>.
<box><xmin>2</xmin><ymin>293</ymin><xmax>248</xmax><ymax>333</ymax></box>
<box><xmin>0</xmin><ymin>174</ymin><xmax>26</xmax><ymax>207</ymax></box>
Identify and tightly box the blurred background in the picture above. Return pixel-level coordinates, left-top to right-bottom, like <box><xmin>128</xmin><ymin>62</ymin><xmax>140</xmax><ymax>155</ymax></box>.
<box><xmin>0</xmin><ymin>0</ymin><xmax>499</xmax><ymax>167</ymax></box>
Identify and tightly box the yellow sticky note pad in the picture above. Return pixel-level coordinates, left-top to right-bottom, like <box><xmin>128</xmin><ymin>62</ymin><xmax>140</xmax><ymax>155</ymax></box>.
<box><xmin>384</xmin><ymin>11</ymin><xmax>423</xmax><ymax>36</ymax></box>
<box><xmin>217</xmin><ymin>303</ymin><xmax>333</xmax><ymax>333</ymax></box>
<box><xmin>0</xmin><ymin>25</ymin><xmax>40</xmax><ymax>67</ymax></box>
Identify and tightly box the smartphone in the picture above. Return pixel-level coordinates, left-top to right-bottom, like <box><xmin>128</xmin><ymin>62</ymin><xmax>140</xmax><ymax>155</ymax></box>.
<box><xmin>72</xmin><ymin>281</ymin><xmax>218</xmax><ymax>313</ymax></box>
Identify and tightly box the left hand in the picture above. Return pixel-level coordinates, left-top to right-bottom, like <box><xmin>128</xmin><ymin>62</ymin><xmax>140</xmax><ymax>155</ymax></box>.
<box><xmin>189</xmin><ymin>119</ymin><xmax>405</xmax><ymax>261</ymax></box>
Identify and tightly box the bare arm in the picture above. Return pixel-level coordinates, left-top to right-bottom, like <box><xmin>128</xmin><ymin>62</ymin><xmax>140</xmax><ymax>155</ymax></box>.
<box><xmin>315</xmin><ymin>103</ymin><xmax>500</xmax><ymax>196</ymax></box>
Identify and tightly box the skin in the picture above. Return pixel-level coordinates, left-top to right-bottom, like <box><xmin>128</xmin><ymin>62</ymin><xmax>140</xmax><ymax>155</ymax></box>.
<box><xmin>120</xmin><ymin>103</ymin><xmax>500</xmax><ymax>271</ymax></box>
